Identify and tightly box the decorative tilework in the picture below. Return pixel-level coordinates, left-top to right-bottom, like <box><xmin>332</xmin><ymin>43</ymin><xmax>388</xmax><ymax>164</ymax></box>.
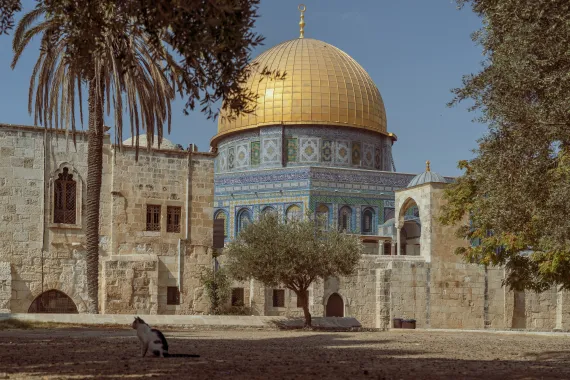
<box><xmin>374</xmin><ymin>147</ymin><xmax>382</xmax><ymax>170</ymax></box>
<box><xmin>335</xmin><ymin>140</ymin><xmax>350</xmax><ymax>165</ymax></box>
<box><xmin>287</xmin><ymin>138</ymin><xmax>298</xmax><ymax>162</ymax></box>
<box><xmin>262</xmin><ymin>137</ymin><xmax>280</xmax><ymax>164</ymax></box>
<box><xmin>383</xmin><ymin>142</ymin><xmax>391</xmax><ymax>171</ymax></box>
<box><xmin>384</xmin><ymin>208</ymin><xmax>395</xmax><ymax>222</ymax></box>
<box><xmin>362</xmin><ymin>143</ymin><xmax>374</xmax><ymax>168</ymax></box>
<box><xmin>228</xmin><ymin>147</ymin><xmax>235</xmax><ymax>170</ymax></box>
<box><xmin>352</xmin><ymin>142</ymin><xmax>361</xmax><ymax>166</ymax></box>
<box><xmin>218</xmin><ymin>148</ymin><xmax>228</xmax><ymax>172</ymax></box>
<box><xmin>235</xmin><ymin>143</ymin><xmax>249</xmax><ymax>168</ymax></box>
<box><xmin>300</xmin><ymin>137</ymin><xmax>319</xmax><ymax>162</ymax></box>
<box><xmin>321</xmin><ymin>140</ymin><xmax>333</xmax><ymax>162</ymax></box>
<box><xmin>251</xmin><ymin>141</ymin><xmax>260</xmax><ymax>166</ymax></box>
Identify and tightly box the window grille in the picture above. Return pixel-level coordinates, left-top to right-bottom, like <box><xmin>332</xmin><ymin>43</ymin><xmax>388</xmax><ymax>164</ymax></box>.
<box><xmin>167</xmin><ymin>206</ymin><xmax>181</xmax><ymax>233</ymax></box>
<box><xmin>167</xmin><ymin>287</ymin><xmax>180</xmax><ymax>305</ymax></box>
<box><xmin>53</xmin><ymin>168</ymin><xmax>76</xmax><ymax>224</ymax></box>
<box><xmin>273</xmin><ymin>289</ymin><xmax>285</xmax><ymax>307</ymax></box>
<box><xmin>146</xmin><ymin>205</ymin><xmax>161</xmax><ymax>231</ymax></box>
<box><xmin>231</xmin><ymin>288</ymin><xmax>245</xmax><ymax>306</ymax></box>
<box><xmin>362</xmin><ymin>209</ymin><xmax>374</xmax><ymax>233</ymax></box>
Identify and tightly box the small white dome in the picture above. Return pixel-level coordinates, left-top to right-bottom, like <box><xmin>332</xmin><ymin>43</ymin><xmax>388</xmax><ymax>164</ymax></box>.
<box><xmin>407</xmin><ymin>161</ymin><xmax>447</xmax><ymax>188</ymax></box>
<box><xmin>122</xmin><ymin>135</ymin><xmax>179</xmax><ymax>150</ymax></box>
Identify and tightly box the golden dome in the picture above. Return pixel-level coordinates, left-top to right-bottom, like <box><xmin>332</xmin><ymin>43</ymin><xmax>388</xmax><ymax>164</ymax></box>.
<box><xmin>213</xmin><ymin>38</ymin><xmax>388</xmax><ymax>145</ymax></box>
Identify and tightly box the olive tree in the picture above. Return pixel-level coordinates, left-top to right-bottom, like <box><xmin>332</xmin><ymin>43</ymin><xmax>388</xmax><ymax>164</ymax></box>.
<box><xmin>224</xmin><ymin>213</ymin><xmax>363</xmax><ymax>327</ymax></box>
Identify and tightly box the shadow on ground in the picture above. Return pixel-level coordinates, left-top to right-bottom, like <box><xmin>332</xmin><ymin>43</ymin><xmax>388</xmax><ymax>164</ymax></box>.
<box><xmin>0</xmin><ymin>329</ymin><xmax>568</xmax><ymax>379</ymax></box>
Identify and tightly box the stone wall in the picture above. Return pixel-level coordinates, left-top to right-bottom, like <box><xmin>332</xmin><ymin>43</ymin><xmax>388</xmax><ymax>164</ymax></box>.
<box><xmin>0</xmin><ymin>262</ymin><xmax>11</xmax><ymax>312</ymax></box>
<box><xmin>102</xmin><ymin>254</ymin><xmax>158</xmax><ymax>314</ymax></box>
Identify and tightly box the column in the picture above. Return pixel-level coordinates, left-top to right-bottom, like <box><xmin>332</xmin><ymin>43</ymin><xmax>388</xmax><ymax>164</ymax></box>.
<box><xmin>396</xmin><ymin>227</ymin><xmax>402</xmax><ymax>255</ymax></box>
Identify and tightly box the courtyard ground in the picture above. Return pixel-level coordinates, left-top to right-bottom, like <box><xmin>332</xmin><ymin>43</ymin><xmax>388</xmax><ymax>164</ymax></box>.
<box><xmin>0</xmin><ymin>326</ymin><xmax>568</xmax><ymax>379</ymax></box>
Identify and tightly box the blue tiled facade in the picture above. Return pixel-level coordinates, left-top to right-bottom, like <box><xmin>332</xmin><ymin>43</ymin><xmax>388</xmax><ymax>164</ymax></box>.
<box><xmin>213</xmin><ymin>125</ymin><xmax>418</xmax><ymax>242</ymax></box>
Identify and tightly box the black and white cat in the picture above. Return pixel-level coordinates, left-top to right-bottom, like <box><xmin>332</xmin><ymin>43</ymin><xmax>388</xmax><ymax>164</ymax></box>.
<box><xmin>132</xmin><ymin>316</ymin><xmax>200</xmax><ymax>358</ymax></box>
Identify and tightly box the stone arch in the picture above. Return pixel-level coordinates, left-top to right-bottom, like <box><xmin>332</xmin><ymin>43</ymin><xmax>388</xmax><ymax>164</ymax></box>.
<box><xmin>325</xmin><ymin>292</ymin><xmax>344</xmax><ymax>317</ymax></box>
<box><xmin>396</xmin><ymin>197</ymin><xmax>422</xmax><ymax>256</ymax></box>
<box><xmin>24</xmin><ymin>281</ymin><xmax>88</xmax><ymax>314</ymax></box>
<box><xmin>28</xmin><ymin>289</ymin><xmax>79</xmax><ymax>314</ymax></box>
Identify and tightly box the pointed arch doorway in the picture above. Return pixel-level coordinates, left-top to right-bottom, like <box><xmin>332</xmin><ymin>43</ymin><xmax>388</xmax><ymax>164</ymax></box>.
<box><xmin>326</xmin><ymin>293</ymin><xmax>344</xmax><ymax>317</ymax></box>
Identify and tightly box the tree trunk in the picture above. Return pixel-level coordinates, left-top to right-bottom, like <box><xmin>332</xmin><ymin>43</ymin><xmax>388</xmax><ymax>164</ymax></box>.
<box><xmin>85</xmin><ymin>80</ymin><xmax>104</xmax><ymax>313</ymax></box>
<box><xmin>297</xmin><ymin>289</ymin><xmax>311</xmax><ymax>328</ymax></box>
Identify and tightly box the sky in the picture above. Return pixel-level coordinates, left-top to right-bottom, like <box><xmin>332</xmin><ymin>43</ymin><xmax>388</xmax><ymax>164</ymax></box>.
<box><xmin>0</xmin><ymin>0</ymin><xmax>487</xmax><ymax>176</ymax></box>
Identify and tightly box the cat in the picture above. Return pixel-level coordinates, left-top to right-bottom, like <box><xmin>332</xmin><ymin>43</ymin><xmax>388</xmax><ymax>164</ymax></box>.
<box><xmin>132</xmin><ymin>316</ymin><xmax>200</xmax><ymax>358</ymax></box>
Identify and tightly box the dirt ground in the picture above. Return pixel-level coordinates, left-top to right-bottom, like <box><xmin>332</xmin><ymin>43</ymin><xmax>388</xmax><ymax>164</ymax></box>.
<box><xmin>0</xmin><ymin>327</ymin><xmax>568</xmax><ymax>380</ymax></box>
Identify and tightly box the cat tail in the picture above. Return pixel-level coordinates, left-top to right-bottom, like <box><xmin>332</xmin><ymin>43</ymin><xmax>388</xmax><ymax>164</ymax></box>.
<box><xmin>163</xmin><ymin>353</ymin><xmax>200</xmax><ymax>358</ymax></box>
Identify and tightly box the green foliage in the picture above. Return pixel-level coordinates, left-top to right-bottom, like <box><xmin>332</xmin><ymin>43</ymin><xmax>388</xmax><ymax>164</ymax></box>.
<box><xmin>1</xmin><ymin>0</ymin><xmax>280</xmax><ymax>122</ymax></box>
<box><xmin>441</xmin><ymin>0</ymin><xmax>570</xmax><ymax>291</ymax></box>
<box><xmin>224</xmin><ymin>212</ymin><xmax>363</xmax><ymax>326</ymax></box>
<box><xmin>200</xmin><ymin>266</ymin><xmax>231</xmax><ymax>315</ymax></box>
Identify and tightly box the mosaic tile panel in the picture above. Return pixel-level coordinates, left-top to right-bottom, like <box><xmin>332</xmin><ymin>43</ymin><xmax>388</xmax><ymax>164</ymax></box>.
<box><xmin>262</xmin><ymin>138</ymin><xmax>280</xmax><ymax>163</ymax></box>
<box><xmin>362</xmin><ymin>143</ymin><xmax>374</xmax><ymax>168</ymax></box>
<box><xmin>383</xmin><ymin>208</ymin><xmax>395</xmax><ymax>222</ymax></box>
<box><xmin>228</xmin><ymin>147</ymin><xmax>235</xmax><ymax>170</ymax></box>
<box><xmin>352</xmin><ymin>142</ymin><xmax>361</xmax><ymax>166</ymax></box>
<box><xmin>335</xmin><ymin>140</ymin><xmax>350</xmax><ymax>165</ymax></box>
<box><xmin>300</xmin><ymin>137</ymin><xmax>319</xmax><ymax>163</ymax></box>
<box><xmin>321</xmin><ymin>140</ymin><xmax>333</xmax><ymax>163</ymax></box>
<box><xmin>374</xmin><ymin>147</ymin><xmax>382</xmax><ymax>170</ymax></box>
<box><xmin>235</xmin><ymin>143</ymin><xmax>249</xmax><ymax>168</ymax></box>
<box><xmin>383</xmin><ymin>142</ymin><xmax>391</xmax><ymax>171</ymax></box>
<box><xmin>218</xmin><ymin>148</ymin><xmax>228</xmax><ymax>172</ymax></box>
<box><xmin>251</xmin><ymin>141</ymin><xmax>260</xmax><ymax>166</ymax></box>
<box><xmin>287</xmin><ymin>138</ymin><xmax>298</xmax><ymax>162</ymax></box>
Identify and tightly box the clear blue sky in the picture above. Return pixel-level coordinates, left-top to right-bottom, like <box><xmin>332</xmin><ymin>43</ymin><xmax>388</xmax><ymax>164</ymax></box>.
<box><xmin>0</xmin><ymin>0</ymin><xmax>486</xmax><ymax>176</ymax></box>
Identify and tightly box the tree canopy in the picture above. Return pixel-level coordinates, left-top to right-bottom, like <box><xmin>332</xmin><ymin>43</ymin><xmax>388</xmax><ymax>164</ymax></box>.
<box><xmin>1</xmin><ymin>0</ymin><xmax>274</xmax><ymax>131</ymax></box>
<box><xmin>440</xmin><ymin>0</ymin><xmax>570</xmax><ymax>291</ymax></box>
<box><xmin>224</xmin><ymin>213</ymin><xmax>363</xmax><ymax>327</ymax></box>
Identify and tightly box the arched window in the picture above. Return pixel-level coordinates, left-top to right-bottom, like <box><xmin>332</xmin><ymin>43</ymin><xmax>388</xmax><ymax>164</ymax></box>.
<box><xmin>54</xmin><ymin>167</ymin><xmax>77</xmax><ymax>224</ymax></box>
<box><xmin>339</xmin><ymin>206</ymin><xmax>352</xmax><ymax>232</ymax></box>
<box><xmin>261</xmin><ymin>206</ymin><xmax>277</xmax><ymax>217</ymax></box>
<box><xmin>237</xmin><ymin>208</ymin><xmax>252</xmax><ymax>234</ymax></box>
<box><xmin>286</xmin><ymin>204</ymin><xmax>302</xmax><ymax>222</ymax></box>
<box><xmin>315</xmin><ymin>204</ymin><xmax>329</xmax><ymax>230</ymax></box>
<box><xmin>28</xmin><ymin>289</ymin><xmax>78</xmax><ymax>314</ymax></box>
<box><xmin>362</xmin><ymin>208</ymin><xmax>374</xmax><ymax>234</ymax></box>
<box><xmin>214</xmin><ymin>210</ymin><xmax>228</xmax><ymax>238</ymax></box>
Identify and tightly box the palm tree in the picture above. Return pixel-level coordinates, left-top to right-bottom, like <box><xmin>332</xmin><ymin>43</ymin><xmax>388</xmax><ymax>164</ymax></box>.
<box><xmin>12</xmin><ymin>6</ymin><xmax>183</xmax><ymax>313</ymax></box>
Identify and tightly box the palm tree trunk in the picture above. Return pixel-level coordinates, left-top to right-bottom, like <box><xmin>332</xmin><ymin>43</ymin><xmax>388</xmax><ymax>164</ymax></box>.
<box><xmin>85</xmin><ymin>79</ymin><xmax>104</xmax><ymax>313</ymax></box>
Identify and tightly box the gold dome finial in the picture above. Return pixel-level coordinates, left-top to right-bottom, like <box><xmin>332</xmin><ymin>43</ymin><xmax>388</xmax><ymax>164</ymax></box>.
<box><xmin>426</xmin><ymin>160</ymin><xmax>431</xmax><ymax>172</ymax></box>
<box><xmin>298</xmin><ymin>4</ymin><xmax>306</xmax><ymax>38</ymax></box>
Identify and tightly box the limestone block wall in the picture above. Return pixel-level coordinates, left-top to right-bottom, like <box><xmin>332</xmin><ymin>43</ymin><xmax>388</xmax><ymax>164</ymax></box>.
<box><xmin>173</xmin><ymin>243</ymin><xmax>212</xmax><ymax>315</ymax></box>
<box><xmin>188</xmin><ymin>156</ymin><xmax>215</xmax><ymax>246</ymax></box>
<box><xmin>0</xmin><ymin>262</ymin><xmax>11</xmax><ymax>312</ymax></box>
<box><xmin>388</xmin><ymin>261</ymin><xmax>428</xmax><ymax>327</ymax></box>
<box><xmin>524</xmin><ymin>287</ymin><xmax>558</xmax><ymax>330</ymax></box>
<box><xmin>429</xmin><ymin>262</ymin><xmax>485</xmax><ymax>329</ymax></box>
<box><xmin>102</xmin><ymin>254</ymin><xmax>158</xmax><ymax>314</ymax></box>
<box><xmin>110</xmin><ymin>148</ymin><xmax>188</xmax><ymax>256</ymax></box>
<box><xmin>486</xmin><ymin>267</ymin><xmax>507</xmax><ymax>329</ymax></box>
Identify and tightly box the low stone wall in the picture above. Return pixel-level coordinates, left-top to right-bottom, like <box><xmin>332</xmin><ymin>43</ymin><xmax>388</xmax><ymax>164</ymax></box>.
<box><xmin>0</xmin><ymin>262</ymin><xmax>10</xmax><ymax>313</ymax></box>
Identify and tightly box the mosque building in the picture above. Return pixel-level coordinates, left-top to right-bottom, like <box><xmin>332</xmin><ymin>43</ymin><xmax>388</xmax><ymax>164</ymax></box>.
<box><xmin>211</xmin><ymin>5</ymin><xmax>448</xmax><ymax>257</ymax></box>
